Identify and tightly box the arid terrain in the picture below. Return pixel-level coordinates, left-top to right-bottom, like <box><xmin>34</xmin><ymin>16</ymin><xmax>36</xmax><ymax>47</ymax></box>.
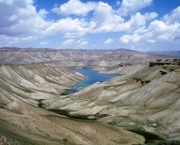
<box><xmin>0</xmin><ymin>48</ymin><xmax>169</xmax><ymax>67</ymax></box>
<box><xmin>0</xmin><ymin>62</ymin><xmax>144</xmax><ymax>145</ymax></box>
<box><xmin>42</xmin><ymin>59</ymin><xmax>180</xmax><ymax>141</ymax></box>
<box><xmin>0</xmin><ymin>48</ymin><xmax>180</xmax><ymax>144</ymax></box>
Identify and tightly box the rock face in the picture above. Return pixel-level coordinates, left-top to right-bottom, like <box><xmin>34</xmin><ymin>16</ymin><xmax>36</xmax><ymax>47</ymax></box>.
<box><xmin>0</xmin><ymin>63</ymin><xmax>145</xmax><ymax>145</ymax></box>
<box><xmin>42</xmin><ymin>60</ymin><xmax>180</xmax><ymax>140</ymax></box>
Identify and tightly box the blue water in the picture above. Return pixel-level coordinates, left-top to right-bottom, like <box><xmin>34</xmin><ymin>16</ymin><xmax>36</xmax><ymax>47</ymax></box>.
<box><xmin>67</xmin><ymin>69</ymin><xmax>119</xmax><ymax>94</ymax></box>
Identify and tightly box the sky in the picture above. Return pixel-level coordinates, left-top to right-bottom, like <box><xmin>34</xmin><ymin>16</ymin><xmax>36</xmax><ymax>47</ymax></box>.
<box><xmin>0</xmin><ymin>0</ymin><xmax>180</xmax><ymax>51</ymax></box>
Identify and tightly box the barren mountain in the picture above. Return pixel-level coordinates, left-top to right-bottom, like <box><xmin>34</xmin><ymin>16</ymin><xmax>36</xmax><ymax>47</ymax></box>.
<box><xmin>42</xmin><ymin>59</ymin><xmax>180</xmax><ymax>141</ymax></box>
<box><xmin>0</xmin><ymin>63</ymin><xmax>85</xmax><ymax>106</ymax></box>
<box><xmin>0</xmin><ymin>63</ymin><xmax>145</xmax><ymax>145</ymax></box>
<box><xmin>0</xmin><ymin>48</ymin><xmax>170</xmax><ymax>68</ymax></box>
<box><xmin>0</xmin><ymin>48</ymin><xmax>179</xmax><ymax>144</ymax></box>
<box><xmin>0</xmin><ymin>101</ymin><xmax>144</xmax><ymax>145</ymax></box>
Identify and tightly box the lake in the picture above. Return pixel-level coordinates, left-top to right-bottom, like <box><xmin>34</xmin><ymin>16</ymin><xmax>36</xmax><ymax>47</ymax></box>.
<box><xmin>67</xmin><ymin>69</ymin><xmax>119</xmax><ymax>94</ymax></box>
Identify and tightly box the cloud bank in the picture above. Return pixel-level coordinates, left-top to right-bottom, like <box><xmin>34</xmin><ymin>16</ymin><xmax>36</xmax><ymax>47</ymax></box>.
<box><xmin>0</xmin><ymin>0</ymin><xmax>179</xmax><ymax>49</ymax></box>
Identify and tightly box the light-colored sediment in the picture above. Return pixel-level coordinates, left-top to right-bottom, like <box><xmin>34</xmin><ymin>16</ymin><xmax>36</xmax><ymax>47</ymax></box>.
<box><xmin>42</xmin><ymin>61</ymin><xmax>180</xmax><ymax>140</ymax></box>
<box><xmin>0</xmin><ymin>63</ymin><xmax>85</xmax><ymax>106</ymax></box>
<box><xmin>0</xmin><ymin>48</ymin><xmax>169</xmax><ymax>67</ymax></box>
<box><xmin>0</xmin><ymin>102</ymin><xmax>145</xmax><ymax>145</ymax></box>
<box><xmin>0</xmin><ymin>63</ymin><xmax>145</xmax><ymax>145</ymax></box>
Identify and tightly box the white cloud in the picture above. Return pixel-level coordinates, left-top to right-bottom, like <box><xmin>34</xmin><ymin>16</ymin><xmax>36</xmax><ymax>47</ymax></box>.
<box><xmin>46</xmin><ymin>17</ymin><xmax>95</xmax><ymax>37</ymax></box>
<box><xmin>0</xmin><ymin>35</ymin><xmax>37</xmax><ymax>46</ymax></box>
<box><xmin>163</xmin><ymin>6</ymin><xmax>180</xmax><ymax>24</ymax></box>
<box><xmin>115</xmin><ymin>12</ymin><xmax>158</xmax><ymax>33</ymax></box>
<box><xmin>62</xmin><ymin>39</ymin><xmax>75</xmax><ymax>46</ymax></box>
<box><xmin>0</xmin><ymin>0</ymin><xmax>179</xmax><ymax>49</ymax></box>
<box><xmin>39</xmin><ymin>9</ymin><xmax>49</xmax><ymax>18</ymax></box>
<box><xmin>81</xmin><ymin>41</ymin><xmax>88</xmax><ymax>45</ymax></box>
<box><xmin>87</xmin><ymin>1</ymin><xmax>157</xmax><ymax>34</ymax></box>
<box><xmin>0</xmin><ymin>0</ymin><xmax>51</xmax><ymax>36</ymax></box>
<box><xmin>118</xmin><ymin>0</ymin><xmax>153</xmax><ymax>16</ymax></box>
<box><xmin>104</xmin><ymin>39</ymin><xmax>115</xmax><ymax>44</ymax></box>
<box><xmin>51</xmin><ymin>0</ymin><xmax>96</xmax><ymax>16</ymax></box>
<box><xmin>51</xmin><ymin>1</ymin><xmax>124</xmax><ymax>34</ymax></box>
<box><xmin>128</xmin><ymin>12</ymin><xmax>158</xmax><ymax>31</ymax></box>
<box><xmin>118</xmin><ymin>6</ymin><xmax>180</xmax><ymax>45</ymax></box>
<box><xmin>92</xmin><ymin>1</ymin><xmax>124</xmax><ymax>33</ymax></box>
<box><xmin>40</xmin><ymin>41</ymin><xmax>50</xmax><ymax>45</ymax></box>
<box><xmin>0</xmin><ymin>0</ymin><xmax>52</xmax><ymax>46</ymax></box>
<box><xmin>0</xmin><ymin>0</ymin><xmax>157</xmax><ymax>47</ymax></box>
<box><xmin>120</xmin><ymin>34</ymin><xmax>142</xmax><ymax>43</ymax></box>
<box><xmin>76</xmin><ymin>38</ymin><xmax>88</xmax><ymax>47</ymax></box>
<box><xmin>120</xmin><ymin>19</ymin><xmax>180</xmax><ymax>44</ymax></box>
<box><xmin>77</xmin><ymin>41</ymin><xmax>88</xmax><ymax>47</ymax></box>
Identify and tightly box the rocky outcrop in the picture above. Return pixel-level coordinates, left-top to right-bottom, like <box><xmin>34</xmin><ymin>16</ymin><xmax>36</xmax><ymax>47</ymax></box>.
<box><xmin>149</xmin><ymin>59</ymin><xmax>180</xmax><ymax>67</ymax></box>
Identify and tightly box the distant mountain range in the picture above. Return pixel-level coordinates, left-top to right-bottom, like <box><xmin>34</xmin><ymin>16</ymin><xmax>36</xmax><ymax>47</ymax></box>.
<box><xmin>0</xmin><ymin>47</ymin><xmax>173</xmax><ymax>66</ymax></box>
<box><xmin>148</xmin><ymin>51</ymin><xmax>180</xmax><ymax>57</ymax></box>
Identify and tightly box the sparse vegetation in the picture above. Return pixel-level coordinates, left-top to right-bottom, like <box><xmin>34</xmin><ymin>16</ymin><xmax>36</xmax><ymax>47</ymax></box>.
<box><xmin>144</xmin><ymin>140</ymin><xmax>180</xmax><ymax>145</ymax></box>
<box><xmin>0</xmin><ymin>55</ymin><xmax>180</xmax><ymax>144</ymax></box>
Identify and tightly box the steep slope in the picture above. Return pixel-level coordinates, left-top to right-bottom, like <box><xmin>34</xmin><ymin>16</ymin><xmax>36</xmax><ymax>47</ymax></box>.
<box><xmin>0</xmin><ymin>63</ymin><xmax>85</xmax><ymax>106</ymax></box>
<box><xmin>0</xmin><ymin>63</ymin><xmax>145</xmax><ymax>145</ymax></box>
<box><xmin>42</xmin><ymin>60</ymin><xmax>180</xmax><ymax>140</ymax></box>
<box><xmin>0</xmin><ymin>102</ymin><xmax>144</xmax><ymax>145</ymax></box>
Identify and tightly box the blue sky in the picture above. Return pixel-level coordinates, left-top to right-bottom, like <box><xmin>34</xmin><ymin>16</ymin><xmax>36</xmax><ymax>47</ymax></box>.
<box><xmin>0</xmin><ymin>0</ymin><xmax>180</xmax><ymax>51</ymax></box>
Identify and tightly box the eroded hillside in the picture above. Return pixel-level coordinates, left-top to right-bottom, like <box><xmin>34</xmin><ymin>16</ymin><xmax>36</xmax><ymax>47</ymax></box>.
<box><xmin>0</xmin><ymin>63</ymin><xmax>145</xmax><ymax>145</ymax></box>
<box><xmin>1</xmin><ymin>53</ymin><xmax>180</xmax><ymax>144</ymax></box>
<box><xmin>0</xmin><ymin>48</ymin><xmax>169</xmax><ymax>68</ymax></box>
<box><xmin>42</xmin><ymin>59</ymin><xmax>180</xmax><ymax>140</ymax></box>
<box><xmin>0</xmin><ymin>63</ymin><xmax>85</xmax><ymax>106</ymax></box>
